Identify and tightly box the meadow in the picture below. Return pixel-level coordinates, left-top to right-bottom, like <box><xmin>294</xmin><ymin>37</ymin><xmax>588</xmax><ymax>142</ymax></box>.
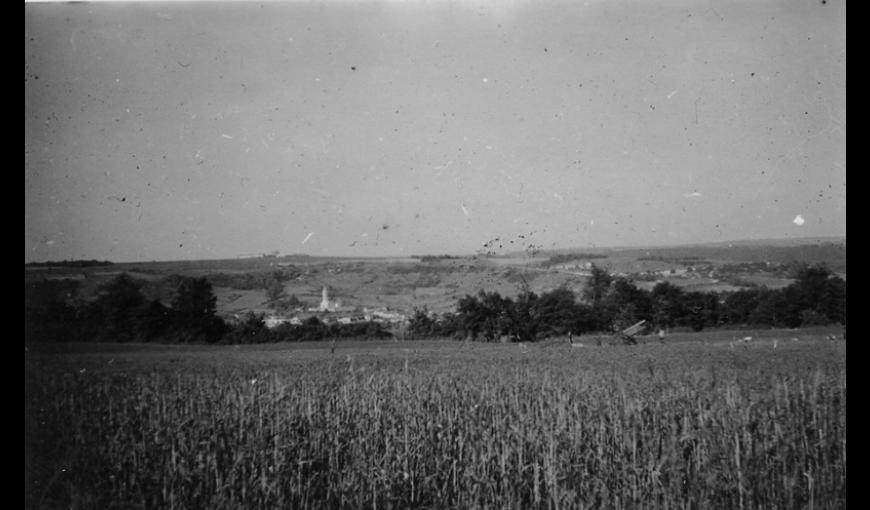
<box><xmin>25</xmin><ymin>329</ymin><xmax>846</xmax><ymax>509</ymax></box>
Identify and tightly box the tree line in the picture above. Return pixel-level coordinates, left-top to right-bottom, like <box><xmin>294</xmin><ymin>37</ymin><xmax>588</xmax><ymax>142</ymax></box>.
<box><xmin>25</xmin><ymin>263</ymin><xmax>844</xmax><ymax>344</ymax></box>
<box><xmin>24</xmin><ymin>274</ymin><xmax>391</xmax><ymax>344</ymax></box>
<box><xmin>406</xmin><ymin>263</ymin><xmax>846</xmax><ymax>342</ymax></box>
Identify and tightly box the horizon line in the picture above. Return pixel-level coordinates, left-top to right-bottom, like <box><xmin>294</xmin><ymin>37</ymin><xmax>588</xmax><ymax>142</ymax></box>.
<box><xmin>24</xmin><ymin>234</ymin><xmax>846</xmax><ymax>266</ymax></box>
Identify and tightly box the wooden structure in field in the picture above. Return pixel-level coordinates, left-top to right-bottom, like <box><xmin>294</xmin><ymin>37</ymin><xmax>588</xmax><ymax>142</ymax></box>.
<box><xmin>567</xmin><ymin>319</ymin><xmax>648</xmax><ymax>347</ymax></box>
<box><xmin>616</xmin><ymin>320</ymin><xmax>646</xmax><ymax>345</ymax></box>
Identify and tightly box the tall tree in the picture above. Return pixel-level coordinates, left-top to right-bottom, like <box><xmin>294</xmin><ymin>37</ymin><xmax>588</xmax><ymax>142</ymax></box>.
<box><xmin>508</xmin><ymin>288</ymin><xmax>539</xmax><ymax>342</ymax></box>
<box><xmin>407</xmin><ymin>307</ymin><xmax>436</xmax><ymax>339</ymax></box>
<box><xmin>722</xmin><ymin>289</ymin><xmax>761</xmax><ymax>325</ymax></box>
<box><xmin>582</xmin><ymin>264</ymin><xmax>613</xmax><ymax>306</ymax></box>
<box><xmin>534</xmin><ymin>287</ymin><xmax>580</xmax><ymax>337</ymax></box>
<box><xmin>265</xmin><ymin>278</ymin><xmax>287</xmax><ymax>305</ymax></box>
<box><xmin>456</xmin><ymin>290</ymin><xmax>511</xmax><ymax>341</ymax></box>
<box><xmin>606</xmin><ymin>277</ymin><xmax>652</xmax><ymax>331</ymax></box>
<box><xmin>650</xmin><ymin>281</ymin><xmax>685</xmax><ymax>329</ymax></box>
<box><xmin>88</xmin><ymin>273</ymin><xmax>147</xmax><ymax>342</ymax></box>
<box><xmin>171</xmin><ymin>277</ymin><xmax>224</xmax><ymax>342</ymax></box>
<box><xmin>172</xmin><ymin>277</ymin><xmax>217</xmax><ymax>320</ymax></box>
<box><xmin>25</xmin><ymin>279</ymin><xmax>80</xmax><ymax>343</ymax></box>
<box><xmin>683</xmin><ymin>291</ymin><xmax>720</xmax><ymax>331</ymax></box>
<box><xmin>790</xmin><ymin>263</ymin><xmax>846</xmax><ymax>325</ymax></box>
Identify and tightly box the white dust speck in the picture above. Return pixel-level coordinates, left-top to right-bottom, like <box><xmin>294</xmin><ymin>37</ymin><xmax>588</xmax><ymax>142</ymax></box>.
<box><xmin>45</xmin><ymin>240</ymin><xmax>55</xmax><ymax>246</ymax></box>
<box><xmin>793</xmin><ymin>215</ymin><xmax>805</xmax><ymax>226</ymax></box>
<box><xmin>684</xmin><ymin>191</ymin><xmax>702</xmax><ymax>198</ymax></box>
<box><xmin>667</xmin><ymin>90</ymin><xmax>678</xmax><ymax>99</ymax></box>
<box><xmin>461</xmin><ymin>204</ymin><xmax>470</xmax><ymax>217</ymax></box>
<box><xmin>482</xmin><ymin>77</ymin><xmax>489</xmax><ymax>83</ymax></box>
<box><xmin>301</xmin><ymin>232</ymin><xmax>313</xmax><ymax>244</ymax></box>
<box><xmin>221</xmin><ymin>134</ymin><xmax>233</xmax><ymax>139</ymax></box>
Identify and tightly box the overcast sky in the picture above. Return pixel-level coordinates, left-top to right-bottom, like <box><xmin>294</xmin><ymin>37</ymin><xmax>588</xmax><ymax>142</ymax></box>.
<box><xmin>25</xmin><ymin>0</ymin><xmax>845</xmax><ymax>262</ymax></box>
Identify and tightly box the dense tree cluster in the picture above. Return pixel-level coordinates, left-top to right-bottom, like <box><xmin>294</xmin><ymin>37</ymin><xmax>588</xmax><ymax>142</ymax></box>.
<box><xmin>406</xmin><ymin>263</ymin><xmax>846</xmax><ymax>341</ymax></box>
<box><xmin>31</xmin><ymin>274</ymin><xmax>228</xmax><ymax>343</ymax></box>
<box><xmin>24</xmin><ymin>274</ymin><xmax>391</xmax><ymax>344</ymax></box>
<box><xmin>24</xmin><ymin>279</ymin><xmax>80</xmax><ymax>343</ymax></box>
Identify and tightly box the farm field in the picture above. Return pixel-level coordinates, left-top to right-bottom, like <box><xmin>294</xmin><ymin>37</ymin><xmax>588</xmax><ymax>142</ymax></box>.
<box><xmin>26</xmin><ymin>328</ymin><xmax>846</xmax><ymax>509</ymax></box>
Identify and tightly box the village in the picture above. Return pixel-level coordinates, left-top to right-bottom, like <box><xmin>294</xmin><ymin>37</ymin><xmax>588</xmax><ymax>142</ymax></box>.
<box><xmin>258</xmin><ymin>286</ymin><xmax>408</xmax><ymax>329</ymax></box>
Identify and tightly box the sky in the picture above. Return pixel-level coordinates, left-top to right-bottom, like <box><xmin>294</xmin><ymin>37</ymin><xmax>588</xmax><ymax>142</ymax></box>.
<box><xmin>25</xmin><ymin>0</ymin><xmax>846</xmax><ymax>262</ymax></box>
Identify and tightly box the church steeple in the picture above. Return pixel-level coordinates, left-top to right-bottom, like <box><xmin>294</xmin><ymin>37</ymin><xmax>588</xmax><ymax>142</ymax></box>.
<box><xmin>319</xmin><ymin>286</ymin><xmax>331</xmax><ymax>311</ymax></box>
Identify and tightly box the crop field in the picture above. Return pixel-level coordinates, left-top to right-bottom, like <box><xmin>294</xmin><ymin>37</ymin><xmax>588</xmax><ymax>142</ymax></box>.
<box><xmin>25</xmin><ymin>329</ymin><xmax>846</xmax><ymax>509</ymax></box>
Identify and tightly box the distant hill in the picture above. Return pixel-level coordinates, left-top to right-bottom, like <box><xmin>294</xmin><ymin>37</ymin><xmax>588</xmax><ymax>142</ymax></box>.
<box><xmin>28</xmin><ymin>237</ymin><xmax>845</xmax><ymax>269</ymax></box>
<box><xmin>533</xmin><ymin>237</ymin><xmax>846</xmax><ymax>270</ymax></box>
<box><xmin>535</xmin><ymin>236</ymin><xmax>844</xmax><ymax>254</ymax></box>
<box><xmin>25</xmin><ymin>259</ymin><xmax>114</xmax><ymax>269</ymax></box>
<box><xmin>24</xmin><ymin>237</ymin><xmax>845</xmax><ymax>318</ymax></box>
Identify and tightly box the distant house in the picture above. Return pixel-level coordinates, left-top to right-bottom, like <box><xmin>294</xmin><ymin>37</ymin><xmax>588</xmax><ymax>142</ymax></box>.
<box><xmin>365</xmin><ymin>308</ymin><xmax>407</xmax><ymax>324</ymax></box>
<box><xmin>262</xmin><ymin>315</ymin><xmax>305</xmax><ymax>328</ymax></box>
<box><xmin>264</xmin><ymin>316</ymin><xmax>287</xmax><ymax>328</ymax></box>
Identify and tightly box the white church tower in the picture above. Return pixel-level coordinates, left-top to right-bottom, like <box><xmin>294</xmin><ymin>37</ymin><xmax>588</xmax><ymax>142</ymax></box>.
<box><xmin>319</xmin><ymin>286</ymin><xmax>332</xmax><ymax>312</ymax></box>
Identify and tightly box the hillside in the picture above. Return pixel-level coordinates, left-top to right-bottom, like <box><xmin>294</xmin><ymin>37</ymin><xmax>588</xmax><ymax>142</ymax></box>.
<box><xmin>25</xmin><ymin>237</ymin><xmax>846</xmax><ymax>318</ymax></box>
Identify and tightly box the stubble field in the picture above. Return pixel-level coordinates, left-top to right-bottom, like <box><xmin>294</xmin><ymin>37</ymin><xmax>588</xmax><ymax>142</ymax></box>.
<box><xmin>25</xmin><ymin>329</ymin><xmax>846</xmax><ymax>509</ymax></box>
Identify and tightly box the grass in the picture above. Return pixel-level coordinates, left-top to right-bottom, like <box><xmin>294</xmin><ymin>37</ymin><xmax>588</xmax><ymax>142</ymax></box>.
<box><xmin>25</xmin><ymin>329</ymin><xmax>846</xmax><ymax>509</ymax></box>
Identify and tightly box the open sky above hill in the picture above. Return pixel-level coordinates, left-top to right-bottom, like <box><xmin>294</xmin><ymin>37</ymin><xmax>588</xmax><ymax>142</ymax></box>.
<box><xmin>25</xmin><ymin>0</ymin><xmax>845</xmax><ymax>263</ymax></box>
